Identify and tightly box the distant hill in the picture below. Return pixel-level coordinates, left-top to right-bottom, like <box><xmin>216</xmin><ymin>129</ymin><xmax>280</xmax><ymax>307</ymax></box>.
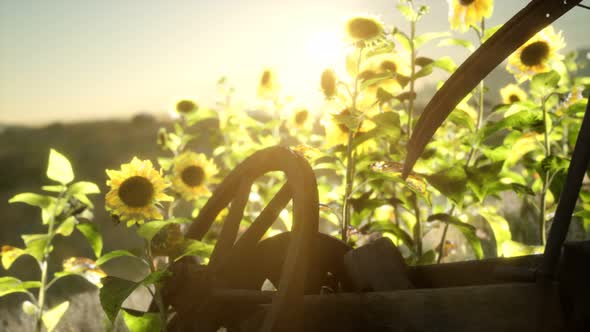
<box><xmin>0</xmin><ymin>115</ymin><xmax>220</xmax><ymax>281</ymax></box>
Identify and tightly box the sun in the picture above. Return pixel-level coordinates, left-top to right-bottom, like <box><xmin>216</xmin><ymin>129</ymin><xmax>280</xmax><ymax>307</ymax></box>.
<box><xmin>304</xmin><ymin>31</ymin><xmax>346</xmax><ymax>70</ymax></box>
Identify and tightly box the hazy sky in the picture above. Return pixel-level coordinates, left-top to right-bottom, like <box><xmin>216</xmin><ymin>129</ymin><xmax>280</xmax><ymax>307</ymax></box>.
<box><xmin>1</xmin><ymin>0</ymin><xmax>589</xmax><ymax>125</ymax></box>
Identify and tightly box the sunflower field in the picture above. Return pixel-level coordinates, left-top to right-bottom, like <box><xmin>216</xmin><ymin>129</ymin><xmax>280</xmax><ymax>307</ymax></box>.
<box><xmin>1</xmin><ymin>0</ymin><xmax>590</xmax><ymax>331</ymax></box>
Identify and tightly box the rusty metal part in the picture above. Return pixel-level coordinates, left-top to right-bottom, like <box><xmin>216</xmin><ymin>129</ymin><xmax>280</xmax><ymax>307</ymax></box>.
<box><xmin>402</xmin><ymin>0</ymin><xmax>582</xmax><ymax>178</ymax></box>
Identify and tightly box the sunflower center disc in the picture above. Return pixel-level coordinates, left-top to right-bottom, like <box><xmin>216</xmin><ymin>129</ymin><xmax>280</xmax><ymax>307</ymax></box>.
<box><xmin>459</xmin><ymin>0</ymin><xmax>475</xmax><ymax>5</ymax></box>
<box><xmin>348</xmin><ymin>18</ymin><xmax>380</xmax><ymax>40</ymax></box>
<box><xmin>260</xmin><ymin>71</ymin><xmax>271</xmax><ymax>86</ymax></box>
<box><xmin>520</xmin><ymin>41</ymin><xmax>550</xmax><ymax>67</ymax></box>
<box><xmin>295</xmin><ymin>110</ymin><xmax>309</xmax><ymax>125</ymax></box>
<box><xmin>118</xmin><ymin>176</ymin><xmax>154</xmax><ymax>207</ymax></box>
<box><xmin>182</xmin><ymin>166</ymin><xmax>205</xmax><ymax>187</ymax></box>
<box><xmin>176</xmin><ymin>100</ymin><xmax>196</xmax><ymax>113</ymax></box>
<box><xmin>509</xmin><ymin>94</ymin><xmax>520</xmax><ymax>103</ymax></box>
<box><xmin>380</xmin><ymin>60</ymin><xmax>397</xmax><ymax>73</ymax></box>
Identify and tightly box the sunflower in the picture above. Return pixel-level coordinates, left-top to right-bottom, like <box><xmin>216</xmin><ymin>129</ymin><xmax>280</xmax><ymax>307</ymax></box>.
<box><xmin>172</xmin><ymin>98</ymin><xmax>198</xmax><ymax>116</ymax></box>
<box><xmin>290</xmin><ymin>108</ymin><xmax>313</xmax><ymax>131</ymax></box>
<box><xmin>367</xmin><ymin>53</ymin><xmax>409</xmax><ymax>94</ymax></box>
<box><xmin>171</xmin><ymin>152</ymin><xmax>218</xmax><ymax>201</ymax></box>
<box><xmin>321</xmin><ymin>69</ymin><xmax>337</xmax><ymax>98</ymax></box>
<box><xmin>345</xmin><ymin>15</ymin><xmax>384</xmax><ymax>42</ymax></box>
<box><xmin>257</xmin><ymin>69</ymin><xmax>279</xmax><ymax>99</ymax></box>
<box><xmin>448</xmin><ymin>0</ymin><xmax>493</xmax><ymax>32</ymax></box>
<box><xmin>506</xmin><ymin>26</ymin><xmax>565</xmax><ymax>81</ymax></box>
<box><xmin>106</xmin><ymin>158</ymin><xmax>172</xmax><ymax>227</ymax></box>
<box><xmin>500</xmin><ymin>84</ymin><xmax>528</xmax><ymax>104</ymax></box>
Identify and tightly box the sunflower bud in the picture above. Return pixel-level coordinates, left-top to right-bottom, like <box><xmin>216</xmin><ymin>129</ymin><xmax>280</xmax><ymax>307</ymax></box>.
<box><xmin>157</xmin><ymin>128</ymin><xmax>168</xmax><ymax>148</ymax></box>
<box><xmin>320</xmin><ymin>69</ymin><xmax>337</xmax><ymax>98</ymax></box>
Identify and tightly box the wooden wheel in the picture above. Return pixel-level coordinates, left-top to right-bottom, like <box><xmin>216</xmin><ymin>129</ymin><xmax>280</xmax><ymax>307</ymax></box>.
<box><xmin>162</xmin><ymin>146</ymin><xmax>352</xmax><ymax>331</ymax></box>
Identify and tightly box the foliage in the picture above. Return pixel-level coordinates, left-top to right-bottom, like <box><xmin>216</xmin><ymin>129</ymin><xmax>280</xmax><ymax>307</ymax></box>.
<box><xmin>1</xmin><ymin>149</ymin><xmax>102</xmax><ymax>332</ymax></box>
<box><xmin>4</xmin><ymin>0</ymin><xmax>590</xmax><ymax>331</ymax></box>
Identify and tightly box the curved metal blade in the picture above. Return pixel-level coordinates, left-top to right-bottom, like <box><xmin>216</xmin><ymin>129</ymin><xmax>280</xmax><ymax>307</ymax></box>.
<box><xmin>402</xmin><ymin>0</ymin><xmax>581</xmax><ymax>178</ymax></box>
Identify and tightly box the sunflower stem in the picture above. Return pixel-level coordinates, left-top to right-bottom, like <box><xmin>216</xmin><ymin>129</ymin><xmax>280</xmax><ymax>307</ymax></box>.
<box><xmin>167</xmin><ymin>200</ymin><xmax>177</xmax><ymax>220</ymax></box>
<box><xmin>145</xmin><ymin>240</ymin><xmax>168</xmax><ymax>331</ymax></box>
<box><xmin>407</xmin><ymin>16</ymin><xmax>416</xmax><ymax>139</ymax></box>
<box><xmin>35</xmin><ymin>190</ymin><xmax>65</xmax><ymax>332</ymax></box>
<box><xmin>539</xmin><ymin>96</ymin><xmax>551</xmax><ymax>245</ymax></box>
<box><xmin>410</xmin><ymin>193</ymin><xmax>422</xmax><ymax>257</ymax></box>
<box><xmin>341</xmin><ymin>46</ymin><xmax>364</xmax><ymax>243</ymax></box>
<box><xmin>437</xmin><ymin>18</ymin><xmax>487</xmax><ymax>264</ymax></box>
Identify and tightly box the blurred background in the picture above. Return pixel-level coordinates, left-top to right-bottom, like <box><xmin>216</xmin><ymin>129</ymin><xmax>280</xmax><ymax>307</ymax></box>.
<box><xmin>1</xmin><ymin>1</ymin><xmax>589</xmax><ymax>330</ymax></box>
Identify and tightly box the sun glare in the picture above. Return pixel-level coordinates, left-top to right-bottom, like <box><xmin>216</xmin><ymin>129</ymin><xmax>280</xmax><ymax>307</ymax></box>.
<box><xmin>273</xmin><ymin>29</ymin><xmax>347</xmax><ymax>111</ymax></box>
<box><xmin>304</xmin><ymin>31</ymin><xmax>345</xmax><ymax>69</ymax></box>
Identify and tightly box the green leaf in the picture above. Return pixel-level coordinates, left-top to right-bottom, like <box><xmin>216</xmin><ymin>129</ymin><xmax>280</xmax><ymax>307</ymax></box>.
<box><xmin>397</xmin><ymin>3</ymin><xmax>417</xmax><ymax>21</ymax></box>
<box><xmin>42</xmin><ymin>301</ymin><xmax>69</xmax><ymax>332</ymax></box>
<box><xmin>417</xmin><ymin>250</ymin><xmax>436</xmax><ymax>265</ymax></box>
<box><xmin>100</xmin><ymin>276</ymin><xmax>141</xmax><ymax>322</ymax></box>
<box><xmin>141</xmin><ymin>270</ymin><xmax>172</xmax><ymax>286</ymax></box>
<box><xmin>0</xmin><ymin>277</ymin><xmax>41</xmax><ymax>297</ymax></box>
<box><xmin>76</xmin><ymin>223</ymin><xmax>103</xmax><ymax>258</ymax></box>
<box><xmin>540</xmin><ymin>155</ymin><xmax>570</xmax><ymax>176</ymax></box>
<box><xmin>1</xmin><ymin>246</ymin><xmax>28</xmax><ymax>269</ymax></box>
<box><xmin>22</xmin><ymin>234</ymin><xmax>50</xmax><ymax>262</ymax></box>
<box><xmin>371</xmin><ymin>222</ymin><xmax>415</xmax><ymax>249</ymax></box>
<box><xmin>438</xmin><ymin>37</ymin><xmax>474</xmax><ymax>52</ymax></box>
<box><xmin>506</xmin><ymin>183</ymin><xmax>535</xmax><ymax>196</ymax></box>
<box><xmin>96</xmin><ymin>250</ymin><xmax>141</xmax><ymax>266</ymax></box>
<box><xmin>137</xmin><ymin>221</ymin><xmax>174</xmax><ymax>242</ymax></box>
<box><xmin>427</xmin><ymin>214</ymin><xmax>484</xmax><ymax>259</ymax></box>
<box><xmin>414</xmin><ymin>32</ymin><xmax>450</xmax><ymax>49</ymax></box>
<box><xmin>122</xmin><ymin>309</ymin><xmax>162</xmax><ymax>332</ymax></box>
<box><xmin>368</xmin><ymin>166</ymin><xmax>430</xmax><ymax>206</ymax></box>
<box><xmin>137</xmin><ymin>218</ymin><xmax>192</xmax><ymax>242</ymax></box>
<box><xmin>393</xmin><ymin>29</ymin><xmax>411</xmax><ymax>52</ymax></box>
<box><xmin>175</xmin><ymin>239</ymin><xmax>214</xmax><ymax>261</ymax></box>
<box><xmin>8</xmin><ymin>193</ymin><xmax>55</xmax><ymax>209</ymax></box>
<box><xmin>47</xmin><ymin>149</ymin><xmax>74</xmax><ymax>184</ymax></box>
<box><xmin>413</xmin><ymin>65</ymin><xmax>433</xmax><ymax>79</ymax></box>
<box><xmin>482</xmin><ymin>24</ymin><xmax>503</xmax><ymax>42</ymax></box>
<box><xmin>431</xmin><ymin>56</ymin><xmax>457</xmax><ymax>73</ymax></box>
<box><xmin>55</xmin><ymin>217</ymin><xmax>77</xmax><ymax>236</ymax></box>
<box><xmin>69</xmin><ymin>181</ymin><xmax>100</xmax><ymax>195</ymax></box>
<box><xmin>480</xmin><ymin>109</ymin><xmax>543</xmax><ymax>139</ymax></box>
<box><xmin>501</xmin><ymin>240</ymin><xmax>543</xmax><ymax>257</ymax></box>
<box><xmin>365</xmin><ymin>40</ymin><xmax>396</xmax><ymax>58</ymax></box>
<box><xmin>22</xmin><ymin>300</ymin><xmax>38</xmax><ymax>316</ymax></box>
<box><xmin>425</xmin><ymin>166</ymin><xmax>468</xmax><ymax>205</ymax></box>
<box><xmin>530</xmin><ymin>71</ymin><xmax>561</xmax><ymax>97</ymax></box>
<box><xmin>360</xmin><ymin>72</ymin><xmax>395</xmax><ymax>90</ymax></box>
<box><xmin>158</xmin><ymin>157</ymin><xmax>173</xmax><ymax>171</ymax></box>
<box><xmin>479</xmin><ymin>208</ymin><xmax>512</xmax><ymax>257</ymax></box>
<box><xmin>353</xmin><ymin>126</ymin><xmax>401</xmax><ymax>151</ymax></box>
<box><xmin>448</xmin><ymin>108</ymin><xmax>476</xmax><ymax>132</ymax></box>
<box><xmin>465</xmin><ymin>162</ymin><xmax>503</xmax><ymax>202</ymax></box>
<box><xmin>42</xmin><ymin>185</ymin><xmax>66</xmax><ymax>193</ymax></box>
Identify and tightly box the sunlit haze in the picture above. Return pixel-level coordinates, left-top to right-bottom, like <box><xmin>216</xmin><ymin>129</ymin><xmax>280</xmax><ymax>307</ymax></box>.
<box><xmin>1</xmin><ymin>0</ymin><xmax>588</xmax><ymax>125</ymax></box>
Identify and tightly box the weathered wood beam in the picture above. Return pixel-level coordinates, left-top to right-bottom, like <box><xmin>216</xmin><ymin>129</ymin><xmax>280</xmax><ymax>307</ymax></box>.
<box><xmin>245</xmin><ymin>283</ymin><xmax>563</xmax><ymax>332</ymax></box>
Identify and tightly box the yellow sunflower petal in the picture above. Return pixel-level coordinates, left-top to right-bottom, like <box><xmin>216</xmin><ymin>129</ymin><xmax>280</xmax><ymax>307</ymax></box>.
<box><xmin>171</xmin><ymin>152</ymin><xmax>217</xmax><ymax>201</ymax></box>
<box><xmin>506</xmin><ymin>26</ymin><xmax>565</xmax><ymax>81</ymax></box>
<box><xmin>105</xmin><ymin>157</ymin><xmax>170</xmax><ymax>226</ymax></box>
